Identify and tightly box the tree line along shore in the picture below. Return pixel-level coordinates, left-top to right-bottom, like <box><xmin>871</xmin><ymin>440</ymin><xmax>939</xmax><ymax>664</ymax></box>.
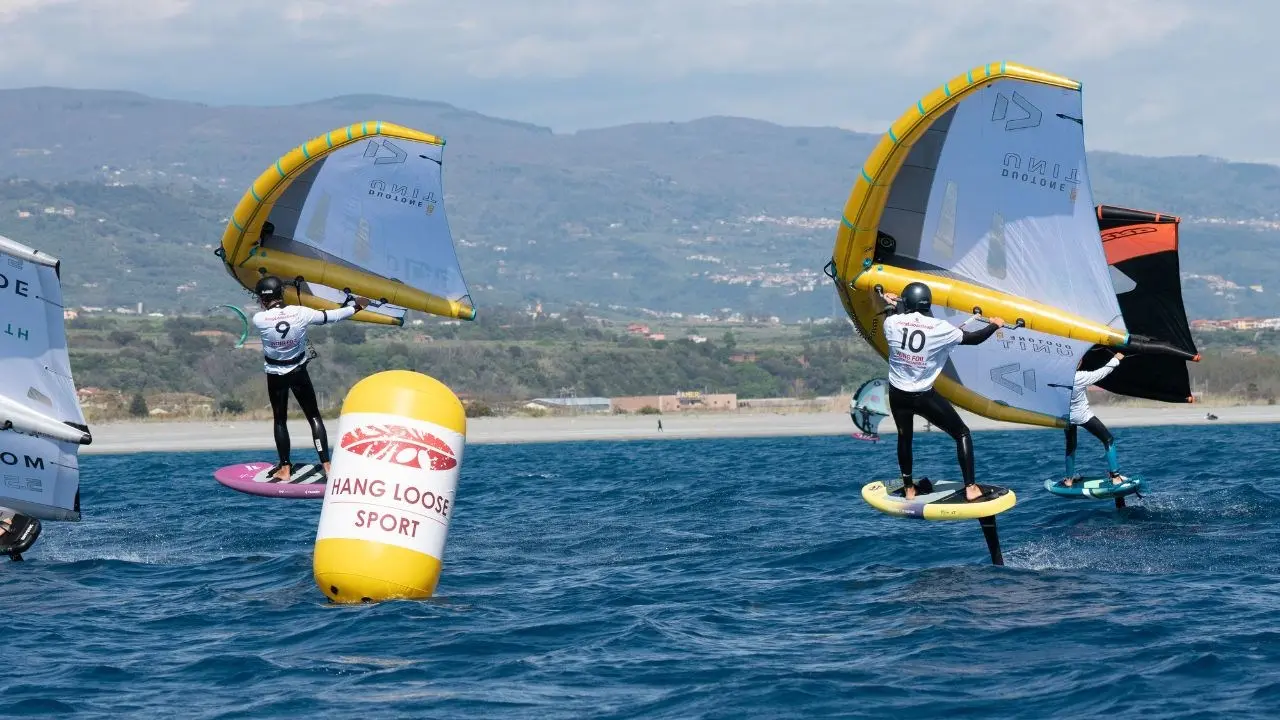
<box><xmin>64</xmin><ymin>308</ymin><xmax>1280</xmax><ymax>423</ymax></box>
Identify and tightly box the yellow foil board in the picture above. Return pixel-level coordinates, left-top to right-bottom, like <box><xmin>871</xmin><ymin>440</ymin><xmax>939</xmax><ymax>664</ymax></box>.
<box><xmin>861</xmin><ymin>480</ymin><xmax>1016</xmax><ymax>521</ymax></box>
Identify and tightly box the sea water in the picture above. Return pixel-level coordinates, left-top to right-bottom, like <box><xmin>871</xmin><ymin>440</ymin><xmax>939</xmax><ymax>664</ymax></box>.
<box><xmin>4</xmin><ymin>423</ymin><xmax>1279</xmax><ymax>718</ymax></box>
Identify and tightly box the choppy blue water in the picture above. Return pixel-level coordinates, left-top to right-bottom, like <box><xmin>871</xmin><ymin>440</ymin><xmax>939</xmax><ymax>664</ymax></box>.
<box><xmin>4</xmin><ymin>423</ymin><xmax>1280</xmax><ymax>719</ymax></box>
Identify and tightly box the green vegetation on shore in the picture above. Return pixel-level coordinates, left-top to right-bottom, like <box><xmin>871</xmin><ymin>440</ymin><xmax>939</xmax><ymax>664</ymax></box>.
<box><xmin>68</xmin><ymin>308</ymin><xmax>881</xmax><ymax>420</ymax></box>
<box><xmin>66</xmin><ymin>308</ymin><xmax>1279</xmax><ymax>422</ymax></box>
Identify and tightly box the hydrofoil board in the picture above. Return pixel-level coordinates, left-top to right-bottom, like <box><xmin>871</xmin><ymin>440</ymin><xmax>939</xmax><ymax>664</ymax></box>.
<box><xmin>861</xmin><ymin>478</ymin><xmax>1016</xmax><ymax>520</ymax></box>
<box><xmin>214</xmin><ymin>462</ymin><xmax>328</xmax><ymax>499</ymax></box>
<box><xmin>1044</xmin><ymin>475</ymin><xmax>1145</xmax><ymax>500</ymax></box>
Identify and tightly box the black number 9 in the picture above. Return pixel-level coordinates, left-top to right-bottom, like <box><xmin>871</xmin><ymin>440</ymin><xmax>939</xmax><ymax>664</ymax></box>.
<box><xmin>275</xmin><ymin>321</ymin><xmax>291</xmax><ymax>338</ymax></box>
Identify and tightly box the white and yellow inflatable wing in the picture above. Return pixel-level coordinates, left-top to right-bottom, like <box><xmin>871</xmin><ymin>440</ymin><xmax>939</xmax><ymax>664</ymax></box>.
<box><xmin>218</xmin><ymin>122</ymin><xmax>475</xmax><ymax>326</ymax></box>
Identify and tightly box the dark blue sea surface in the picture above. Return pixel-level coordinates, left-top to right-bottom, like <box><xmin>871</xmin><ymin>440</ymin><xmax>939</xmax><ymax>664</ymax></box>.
<box><xmin>4</xmin><ymin>423</ymin><xmax>1280</xmax><ymax>718</ymax></box>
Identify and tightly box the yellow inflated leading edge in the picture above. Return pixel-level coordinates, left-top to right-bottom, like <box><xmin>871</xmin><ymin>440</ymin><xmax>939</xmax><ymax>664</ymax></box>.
<box><xmin>861</xmin><ymin>481</ymin><xmax>1016</xmax><ymax>521</ymax></box>
<box><xmin>218</xmin><ymin>121</ymin><xmax>477</xmax><ymax>325</ymax></box>
<box><xmin>313</xmin><ymin>371</ymin><xmax>466</xmax><ymax>603</ymax></box>
<box><xmin>830</xmin><ymin>61</ymin><xmax>1124</xmax><ymax>429</ymax></box>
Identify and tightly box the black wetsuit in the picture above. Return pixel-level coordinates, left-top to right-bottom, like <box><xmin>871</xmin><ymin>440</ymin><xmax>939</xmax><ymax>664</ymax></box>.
<box><xmin>266</xmin><ymin>364</ymin><xmax>330</xmax><ymax>467</ymax></box>
<box><xmin>884</xmin><ymin>303</ymin><xmax>1000</xmax><ymax>490</ymax></box>
<box><xmin>254</xmin><ymin>302</ymin><xmax>358</xmax><ymax>470</ymax></box>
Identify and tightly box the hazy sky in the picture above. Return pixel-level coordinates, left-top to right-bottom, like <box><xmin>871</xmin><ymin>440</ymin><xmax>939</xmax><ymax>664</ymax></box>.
<box><xmin>1</xmin><ymin>0</ymin><xmax>1274</xmax><ymax>162</ymax></box>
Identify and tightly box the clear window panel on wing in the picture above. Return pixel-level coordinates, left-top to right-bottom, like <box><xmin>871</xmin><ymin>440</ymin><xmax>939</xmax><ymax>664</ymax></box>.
<box><xmin>932</xmin><ymin>180</ymin><xmax>957</xmax><ymax>259</ymax></box>
<box><xmin>988</xmin><ymin>211</ymin><xmax>1007</xmax><ymax>279</ymax></box>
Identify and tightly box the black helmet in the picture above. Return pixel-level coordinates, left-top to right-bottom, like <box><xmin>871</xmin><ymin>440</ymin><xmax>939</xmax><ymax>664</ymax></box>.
<box><xmin>901</xmin><ymin>282</ymin><xmax>932</xmax><ymax>314</ymax></box>
<box><xmin>255</xmin><ymin>275</ymin><xmax>285</xmax><ymax>305</ymax></box>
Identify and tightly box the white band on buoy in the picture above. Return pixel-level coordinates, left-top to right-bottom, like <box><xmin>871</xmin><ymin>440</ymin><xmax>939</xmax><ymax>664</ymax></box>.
<box><xmin>313</xmin><ymin>370</ymin><xmax>465</xmax><ymax>603</ymax></box>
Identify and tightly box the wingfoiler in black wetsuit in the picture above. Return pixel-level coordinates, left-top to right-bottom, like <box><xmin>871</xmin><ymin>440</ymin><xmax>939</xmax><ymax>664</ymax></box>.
<box><xmin>881</xmin><ymin>283</ymin><xmax>1002</xmax><ymax>495</ymax></box>
<box><xmin>252</xmin><ymin>276</ymin><xmax>367</xmax><ymax>476</ymax></box>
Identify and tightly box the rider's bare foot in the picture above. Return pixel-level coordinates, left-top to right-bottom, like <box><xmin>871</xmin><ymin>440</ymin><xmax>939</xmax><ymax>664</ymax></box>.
<box><xmin>904</xmin><ymin>485</ymin><xmax>916</xmax><ymax>500</ymax></box>
<box><xmin>965</xmin><ymin>484</ymin><xmax>983</xmax><ymax>501</ymax></box>
<box><xmin>270</xmin><ymin>463</ymin><xmax>292</xmax><ymax>482</ymax></box>
<box><xmin>323</xmin><ymin>462</ymin><xmax>331</xmax><ymax>475</ymax></box>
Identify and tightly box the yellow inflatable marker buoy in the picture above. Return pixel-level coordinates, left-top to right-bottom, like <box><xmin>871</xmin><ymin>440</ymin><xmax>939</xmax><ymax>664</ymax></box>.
<box><xmin>313</xmin><ymin>370</ymin><xmax>465</xmax><ymax>603</ymax></box>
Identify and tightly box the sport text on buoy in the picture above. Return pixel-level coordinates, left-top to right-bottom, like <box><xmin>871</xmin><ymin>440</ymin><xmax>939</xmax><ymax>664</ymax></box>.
<box><xmin>312</xmin><ymin>370</ymin><xmax>465</xmax><ymax>603</ymax></box>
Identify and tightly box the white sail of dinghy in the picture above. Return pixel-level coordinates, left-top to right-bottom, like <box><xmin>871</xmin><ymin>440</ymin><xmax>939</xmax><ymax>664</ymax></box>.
<box><xmin>0</xmin><ymin>234</ymin><xmax>91</xmax><ymax>521</ymax></box>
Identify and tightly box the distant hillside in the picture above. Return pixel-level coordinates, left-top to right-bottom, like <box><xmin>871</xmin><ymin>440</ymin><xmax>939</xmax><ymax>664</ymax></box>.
<box><xmin>0</xmin><ymin>87</ymin><xmax>1275</xmax><ymax>320</ymax></box>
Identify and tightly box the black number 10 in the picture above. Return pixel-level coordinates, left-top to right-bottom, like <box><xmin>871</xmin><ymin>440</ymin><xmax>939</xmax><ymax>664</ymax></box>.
<box><xmin>899</xmin><ymin>328</ymin><xmax>925</xmax><ymax>352</ymax></box>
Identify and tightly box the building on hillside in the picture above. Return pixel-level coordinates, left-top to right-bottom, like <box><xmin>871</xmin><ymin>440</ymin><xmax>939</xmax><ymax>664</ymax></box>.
<box><xmin>613</xmin><ymin>391</ymin><xmax>738</xmax><ymax>413</ymax></box>
<box><xmin>739</xmin><ymin>395</ymin><xmax>840</xmax><ymax>412</ymax></box>
<box><xmin>1189</xmin><ymin>317</ymin><xmax>1280</xmax><ymax>331</ymax></box>
<box><xmin>613</xmin><ymin>396</ymin><xmax>662</xmax><ymax>412</ymax></box>
<box><xmin>194</xmin><ymin>330</ymin><xmax>238</xmax><ymax>343</ymax></box>
<box><xmin>525</xmin><ymin>396</ymin><xmax>613</xmax><ymax>414</ymax></box>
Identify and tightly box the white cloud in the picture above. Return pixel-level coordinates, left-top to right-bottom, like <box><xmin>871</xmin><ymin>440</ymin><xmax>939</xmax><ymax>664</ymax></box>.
<box><xmin>0</xmin><ymin>0</ymin><xmax>1276</xmax><ymax>161</ymax></box>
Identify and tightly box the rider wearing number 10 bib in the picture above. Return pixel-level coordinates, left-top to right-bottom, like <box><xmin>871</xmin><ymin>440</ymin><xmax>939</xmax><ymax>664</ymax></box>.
<box><xmin>880</xmin><ymin>282</ymin><xmax>1006</xmax><ymax>502</ymax></box>
<box><xmin>252</xmin><ymin>275</ymin><xmax>370</xmax><ymax>481</ymax></box>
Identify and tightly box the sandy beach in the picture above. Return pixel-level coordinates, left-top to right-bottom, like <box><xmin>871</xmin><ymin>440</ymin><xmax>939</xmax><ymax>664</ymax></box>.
<box><xmin>80</xmin><ymin>404</ymin><xmax>1280</xmax><ymax>455</ymax></box>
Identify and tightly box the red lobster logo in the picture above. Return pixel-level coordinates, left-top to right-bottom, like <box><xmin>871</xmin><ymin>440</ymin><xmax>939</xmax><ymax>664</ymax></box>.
<box><xmin>339</xmin><ymin>424</ymin><xmax>457</xmax><ymax>471</ymax></box>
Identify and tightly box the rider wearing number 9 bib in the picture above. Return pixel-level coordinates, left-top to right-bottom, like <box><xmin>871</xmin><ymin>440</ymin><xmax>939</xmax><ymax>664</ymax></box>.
<box><xmin>253</xmin><ymin>275</ymin><xmax>370</xmax><ymax>481</ymax></box>
<box><xmin>880</xmin><ymin>282</ymin><xmax>1005</xmax><ymax>502</ymax></box>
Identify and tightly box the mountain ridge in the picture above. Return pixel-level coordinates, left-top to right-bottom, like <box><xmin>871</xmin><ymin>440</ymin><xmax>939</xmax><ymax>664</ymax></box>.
<box><xmin>0</xmin><ymin>86</ymin><xmax>1275</xmax><ymax>321</ymax></box>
